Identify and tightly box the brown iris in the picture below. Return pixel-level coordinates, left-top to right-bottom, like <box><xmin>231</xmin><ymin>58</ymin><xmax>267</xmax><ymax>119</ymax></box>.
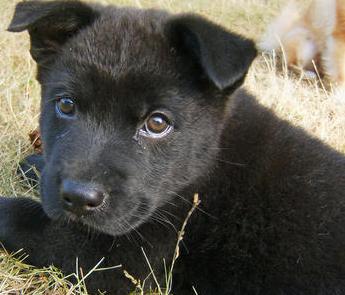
<box><xmin>57</xmin><ymin>97</ymin><xmax>75</xmax><ymax>116</ymax></box>
<box><xmin>145</xmin><ymin>113</ymin><xmax>170</xmax><ymax>134</ymax></box>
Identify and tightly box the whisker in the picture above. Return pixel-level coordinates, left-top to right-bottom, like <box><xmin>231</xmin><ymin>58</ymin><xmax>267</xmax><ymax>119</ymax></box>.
<box><xmin>215</xmin><ymin>158</ymin><xmax>247</xmax><ymax>167</ymax></box>
<box><xmin>165</xmin><ymin>189</ymin><xmax>217</xmax><ymax>219</ymax></box>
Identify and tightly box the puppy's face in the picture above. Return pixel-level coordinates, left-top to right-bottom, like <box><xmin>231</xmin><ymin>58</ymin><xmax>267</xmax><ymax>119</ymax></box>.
<box><xmin>9</xmin><ymin>1</ymin><xmax>256</xmax><ymax>236</ymax></box>
<box><xmin>39</xmin><ymin>34</ymin><xmax>224</xmax><ymax>235</ymax></box>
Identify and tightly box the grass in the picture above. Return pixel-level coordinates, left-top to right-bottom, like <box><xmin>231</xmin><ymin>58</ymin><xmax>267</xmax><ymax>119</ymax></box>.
<box><xmin>0</xmin><ymin>0</ymin><xmax>344</xmax><ymax>294</ymax></box>
<box><xmin>0</xmin><ymin>248</ymin><xmax>77</xmax><ymax>294</ymax></box>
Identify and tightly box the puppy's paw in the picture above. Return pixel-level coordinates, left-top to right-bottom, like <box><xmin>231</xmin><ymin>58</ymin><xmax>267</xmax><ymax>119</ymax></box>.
<box><xmin>0</xmin><ymin>197</ymin><xmax>47</xmax><ymax>249</ymax></box>
<box><xmin>0</xmin><ymin>197</ymin><xmax>15</xmax><ymax>244</ymax></box>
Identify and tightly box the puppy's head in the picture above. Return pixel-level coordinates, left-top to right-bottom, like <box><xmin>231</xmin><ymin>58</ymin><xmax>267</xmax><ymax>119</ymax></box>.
<box><xmin>9</xmin><ymin>0</ymin><xmax>256</xmax><ymax>236</ymax></box>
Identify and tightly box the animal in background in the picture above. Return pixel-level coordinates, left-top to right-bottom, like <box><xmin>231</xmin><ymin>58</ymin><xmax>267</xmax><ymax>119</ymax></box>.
<box><xmin>259</xmin><ymin>0</ymin><xmax>345</xmax><ymax>87</ymax></box>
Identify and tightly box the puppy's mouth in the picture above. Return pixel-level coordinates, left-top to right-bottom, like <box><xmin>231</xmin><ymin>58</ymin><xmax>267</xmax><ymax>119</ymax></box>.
<box><xmin>41</xmin><ymin>168</ymin><xmax>155</xmax><ymax>236</ymax></box>
<box><xmin>60</xmin><ymin>193</ymin><xmax>154</xmax><ymax>236</ymax></box>
<box><xmin>127</xmin><ymin>196</ymin><xmax>152</xmax><ymax>225</ymax></box>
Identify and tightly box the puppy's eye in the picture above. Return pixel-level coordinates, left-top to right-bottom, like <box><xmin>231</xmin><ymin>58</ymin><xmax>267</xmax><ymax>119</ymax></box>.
<box><xmin>56</xmin><ymin>97</ymin><xmax>76</xmax><ymax>117</ymax></box>
<box><xmin>143</xmin><ymin>113</ymin><xmax>172</xmax><ymax>138</ymax></box>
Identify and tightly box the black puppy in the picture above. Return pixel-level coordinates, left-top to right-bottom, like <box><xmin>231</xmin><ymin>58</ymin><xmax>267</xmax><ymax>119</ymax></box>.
<box><xmin>1</xmin><ymin>1</ymin><xmax>345</xmax><ymax>294</ymax></box>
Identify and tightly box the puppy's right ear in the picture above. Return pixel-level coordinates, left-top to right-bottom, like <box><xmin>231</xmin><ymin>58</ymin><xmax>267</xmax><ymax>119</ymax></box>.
<box><xmin>165</xmin><ymin>14</ymin><xmax>257</xmax><ymax>91</ymax></box>
<box><xmin>8</xmin><ymin>0</ymin><xmax>99</xmax><ymax>65</ymax></box>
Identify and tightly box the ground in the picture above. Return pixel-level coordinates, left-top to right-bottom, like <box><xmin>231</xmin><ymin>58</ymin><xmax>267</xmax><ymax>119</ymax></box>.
<box><xmin>0</xmin><ymin>0</ymin><xmax>344</xmax><ymax>294</ymax></box>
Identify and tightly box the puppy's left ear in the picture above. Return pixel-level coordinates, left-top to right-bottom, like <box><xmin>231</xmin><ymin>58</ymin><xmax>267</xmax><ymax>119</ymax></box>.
<box><xmin>165</xmin><ymin>14</ymin><xmax>257</xmax><ymax>90</ymax></box>
<box><xmin>8</xmin><ymin>1</ymin><xmax>99</xmax><ymax>66</ymax></box>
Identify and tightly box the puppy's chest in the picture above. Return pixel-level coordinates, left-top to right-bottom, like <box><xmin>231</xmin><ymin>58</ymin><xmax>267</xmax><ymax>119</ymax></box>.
<box><xmin>181</xmin><ymin>177</ymin><xmax>271</xmax><ymax>254</ymax></box>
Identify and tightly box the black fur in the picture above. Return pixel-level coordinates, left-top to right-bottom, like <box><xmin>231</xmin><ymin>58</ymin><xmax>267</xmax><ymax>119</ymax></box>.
<box><xmin>1</xmin><ymin>1</ymin><xmax>345</xmax><ymax>294</ymax></box>
<box><xmin>18</xmin><ymin>154</ymin><xmax>44</xmax><ymax>186</ymax></box>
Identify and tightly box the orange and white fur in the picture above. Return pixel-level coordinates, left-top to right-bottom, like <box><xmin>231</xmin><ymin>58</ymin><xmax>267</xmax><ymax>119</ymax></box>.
<box><xmin>259</xmin><ymin>0</ymin><xmax>345</xmax><ymax>87</ymax></box>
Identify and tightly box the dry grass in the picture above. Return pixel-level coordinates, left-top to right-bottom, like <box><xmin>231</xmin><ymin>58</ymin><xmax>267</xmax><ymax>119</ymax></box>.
<box><xmin>0</xmin><ymin>0</ymin><xmax>344</xmax><ymax>294</ymax></box>
<box><xmin>0</xmin><ymin>248</ymin><xmax>75</xmax><ymax>294</ymax></box>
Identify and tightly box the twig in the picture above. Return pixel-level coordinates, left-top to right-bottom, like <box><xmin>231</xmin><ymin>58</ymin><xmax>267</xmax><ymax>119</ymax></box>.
<box><xmin>166</xmin><ymin>193</ymin><xmax>201</xmax><ymax>294</ymax></box>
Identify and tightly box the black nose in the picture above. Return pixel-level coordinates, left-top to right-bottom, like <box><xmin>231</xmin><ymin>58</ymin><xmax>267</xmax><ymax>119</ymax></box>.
<box><xmin>61</xmin><ymin>180</ymin><xmax>105</xmax><ymax>215</ymax></box>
